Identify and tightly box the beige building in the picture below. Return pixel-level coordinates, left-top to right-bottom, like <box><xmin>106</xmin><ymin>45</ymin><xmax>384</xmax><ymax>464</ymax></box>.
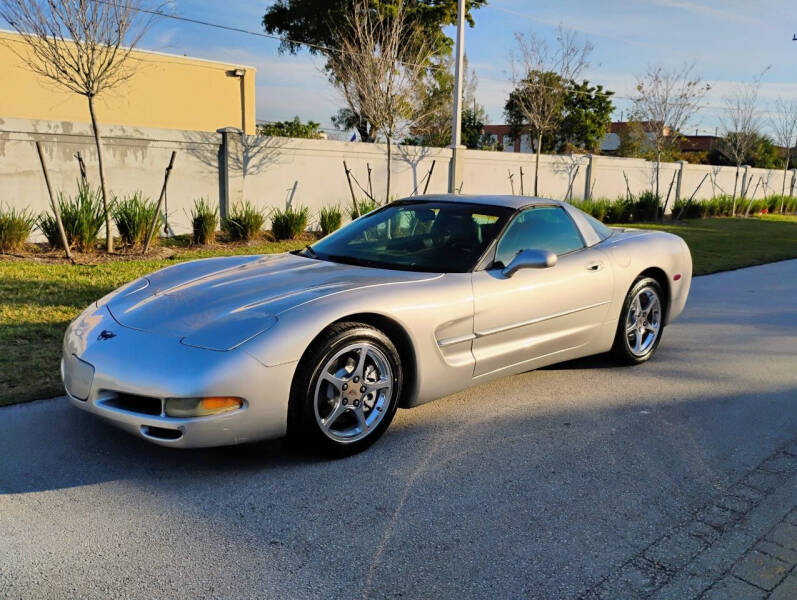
<box><xmin>0</xmin><ymin>30</ymin><xmax>256</xmax><ymax>134</ymax></box>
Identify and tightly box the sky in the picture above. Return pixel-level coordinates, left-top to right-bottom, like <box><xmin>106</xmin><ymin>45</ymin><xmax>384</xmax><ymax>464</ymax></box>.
<box><xmin>4</xmin><ymin>1</ymin><xmax>797</xmax><ymax>136</ymax></box>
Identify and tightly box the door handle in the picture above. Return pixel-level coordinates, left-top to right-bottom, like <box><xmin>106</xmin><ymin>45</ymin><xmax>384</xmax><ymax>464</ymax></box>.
<box><xmin>586</xmin><ymin>262</ymin><xmax>603</xmax><ymax>271</ymax></box>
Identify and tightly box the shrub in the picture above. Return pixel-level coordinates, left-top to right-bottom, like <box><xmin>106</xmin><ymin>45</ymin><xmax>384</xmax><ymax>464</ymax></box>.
<box><xmin>190</xmin><ymin>198</ymin><xmax>218</xmax><ymax>245</ymax></box>
<box><xmin>605</xmin><ymin>196</ymin><xmax>634</xmax><ymax>223</ymax></box>
<box><xmin>271</xmin><ymin>204</ymin><xmax>309</xmax><ymax>240</ymax></box>
<box><xmin>222</xmin><ymin>201</ymin><xmax>264</xmax><ymax>241</ymax></box>
<box><xmin>766</xmin><ymin>195</ymin><xmax>797</xmax><ymax>214</ymax></box>
<box><xmin>319</xmin><ymin>205</ymin><xmax>342</xmax><ymax>236</ymax></box>
<box><xmin>744</xmin><ymin>198</ymin><xmax>769</xmax><ymax>216</ymax></box>
<box><xmin>0</xmin><ymin>204</ymin><xmax>35</xmax><ymax>253</ymax></box>
<box><xmin>349</xmin><ymin>198</ymin><xmax>379</xmax><ymax>221</ymax></box>
<box><xmin>38</xmin><ymin>184</ymin><xmax>105</xmax><ymax>252</ymax></box>
<box><xmin>112</xmin><ymin>191</ymin><xmax>161</xmax><ymax>247</ymax></box>
<box><xmin>633</xmin><ymin>191</ymin><xmax>660</xmax><ymax>221</ymax></box>
<box><xmin>672</xmin><ymin>198</ymin><xmax>702</xmax><ymax>219</ymax></box>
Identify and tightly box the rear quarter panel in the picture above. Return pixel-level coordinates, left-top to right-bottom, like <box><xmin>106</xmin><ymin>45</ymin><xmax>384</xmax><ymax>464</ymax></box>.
<box><xmin>603</xmin><ymin>228</ymin><xmax>692</xmax><ymax>328</ymax></box>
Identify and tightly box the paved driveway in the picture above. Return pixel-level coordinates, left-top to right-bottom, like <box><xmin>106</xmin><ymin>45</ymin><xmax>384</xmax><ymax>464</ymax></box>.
<box><xmin>2</xmin><ymin>260</ymin><xmax>797</xmax><ymax>599</ymax></box>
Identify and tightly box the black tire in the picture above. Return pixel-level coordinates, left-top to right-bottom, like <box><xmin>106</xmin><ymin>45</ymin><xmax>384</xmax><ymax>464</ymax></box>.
<box><xmin>287</xmin><ymin>322</ymin><xmax>403</xmax><ymax>457</ymax></box>
<box><xmin>611</xmin><ymin>276</ymin><xmax>665</xmax><ymax>365</ymax></box>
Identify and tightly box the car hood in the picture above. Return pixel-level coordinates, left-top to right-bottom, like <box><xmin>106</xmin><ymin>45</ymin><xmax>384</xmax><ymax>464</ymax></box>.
<box><xmin>104</xmin><ymin>253</ymin><xmax>438</xmax><ymax>350</ymax></box>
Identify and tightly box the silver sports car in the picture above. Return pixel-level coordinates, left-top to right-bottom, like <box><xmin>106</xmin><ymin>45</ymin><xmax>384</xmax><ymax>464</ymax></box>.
<box><xmin>63</xmin><ymin>194</ymin><xmax>692</xmax><ymax>455</ymax></box>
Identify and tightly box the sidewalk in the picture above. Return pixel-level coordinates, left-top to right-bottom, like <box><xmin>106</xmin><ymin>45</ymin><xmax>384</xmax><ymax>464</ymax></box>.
<box><xmin>581</xmin><ymin>441</ymin><xmax>797</xmax><ymax>599</ymax></box>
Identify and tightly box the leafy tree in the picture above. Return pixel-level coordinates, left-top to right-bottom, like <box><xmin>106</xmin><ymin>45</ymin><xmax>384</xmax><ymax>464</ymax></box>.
<box><xmin>615</xmin><ymin>119</ymin><xmax>650</xmax><ymax>158</ymax></box>
<box><xmin>332</xmin><ymin>108</ymin><xmax>376</xmax><ymax>142</ymax></box>
<box><xmin>257</xmin><ymin>116</ymin><xmax>323</xmax><ymax>139</ymax></box>
<box><xmin>264</xmin><ymin>0</ymin><xmax>484</xmax><ymax>56</ymax></box>
<box><xmin>461</xmin><ymin>105</ymin><xmax>487</xmax><ymax>149</ymax></box>
<box><xmin>708</xmin><ymin>132</ymin><xmax>782</xmax><ymax>169</ymax></box>
<box><xmin>556</xmin><ymin>81</ymin><xmax>614</xmax><ymax>152</ymax></box>
<box><xmin>264</xmin><ymin>0</ymin><xmax>486</xmax><ymax>142</ymax></box>
<box><xmin>507</xmin><ymin>27</ymin><xmax>592</xmax><ymax>195</ymax></box>
<box><xmin>505</xmin><ymin>76</ymin><xmax>614</xmax><ymax>153</ymax></box>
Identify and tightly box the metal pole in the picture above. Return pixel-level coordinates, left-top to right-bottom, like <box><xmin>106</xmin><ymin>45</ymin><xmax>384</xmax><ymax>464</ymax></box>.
<box><xmin>448</xmin><ymin>0</ymin><xmax>466</xmax><ymax>193</ymax></box>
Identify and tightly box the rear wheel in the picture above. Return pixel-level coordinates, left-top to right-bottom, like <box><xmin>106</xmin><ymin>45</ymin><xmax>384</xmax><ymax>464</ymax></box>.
<box><xmin>288</xmin><ymin>322</ymin><xmax>402</xmax><ymax>456</ymax></box>
<box><xmin>612</xmin><ymin>277</ymin><xmax>664</xmax><ymax>364</ymax></box>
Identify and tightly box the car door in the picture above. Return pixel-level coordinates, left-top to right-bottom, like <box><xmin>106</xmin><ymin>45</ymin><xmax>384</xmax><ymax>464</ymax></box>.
<box><xmin>471</xmin><ymin>205</ymin><xmax>612</xmax><ymax>378</ymax></box>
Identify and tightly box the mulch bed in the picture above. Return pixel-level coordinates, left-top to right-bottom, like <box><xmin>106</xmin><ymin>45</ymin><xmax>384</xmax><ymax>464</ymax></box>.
<box><xmin>0</xmin><ymin>230</ymin><xmax>319</xmax><ymax>265</ymax></box>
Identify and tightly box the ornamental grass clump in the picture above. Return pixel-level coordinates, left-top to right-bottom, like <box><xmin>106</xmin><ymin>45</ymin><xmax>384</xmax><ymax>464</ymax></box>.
<box><xmin>38</xmin><ymin>184</ymin><xmax>105</xmax><ymax>251</ymax></box>
<box><xmin>222</xmin><ymin>201</ymin><xmax>265</xmax><ymax>241</ymax></box>
<box><xmin>271</xmin><ymin>204</ymin><xmax>309</xmax><ymax>240</ymax></box>
<box><xmin>319</xmin><ymin>205</ymin><xmax>342</xmax><ymax>236</ymax></box>
<box><xmin>112</xmin><ymin>191</ymin><xmax>161</xmax><ymax>247</ymax></box>
<box><xmin>0</xmin><ymin>204</ymin><xmax>35</xmax><ymax>253</ymax></box>
<box><xmin>190</xmin><ymin>198</ymin><xmax>218</xmax><ymax>245</ymax></box>
<box><xmin>349</xmin><ymin>198</ymin><xmax>379</xmax><ymax>221</ymax></box>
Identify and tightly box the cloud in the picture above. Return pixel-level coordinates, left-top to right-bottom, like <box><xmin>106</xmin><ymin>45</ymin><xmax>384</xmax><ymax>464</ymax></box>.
<box><xmin>649</xmin><ymin>0</ymin><xmax>758</xmax><ymax>24</ymax></box>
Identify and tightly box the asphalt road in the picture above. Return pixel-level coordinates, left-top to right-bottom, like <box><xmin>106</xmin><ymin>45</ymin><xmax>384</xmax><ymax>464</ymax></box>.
<box><xmin>2</xmin><ymin>260</ymin><xmax>797</xmax><ymax>600</ymax></box>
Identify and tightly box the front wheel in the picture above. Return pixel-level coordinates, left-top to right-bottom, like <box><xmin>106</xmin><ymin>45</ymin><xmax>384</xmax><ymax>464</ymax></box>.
<box><xmin>288</xmin><ymin>322</ymin><xmax>402</xmax><ymax>456</ymax></box>
<box><xmin>612</xmin><ymin>277</ymin><xmax>665</xmax><ymax>364</ymax></box>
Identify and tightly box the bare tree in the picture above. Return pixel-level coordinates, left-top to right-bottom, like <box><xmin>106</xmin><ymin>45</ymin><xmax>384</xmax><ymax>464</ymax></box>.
<box><xmin>632</xmin><ymin>62</ymin><xmax>708</xmax><ymax>202</ymax></box>
<box><xmin>508</xmin><ymin>26</ymin><xmax>592</xmax><ymax>196</ymax></box>
<box><xmin>0</xmin><ymin>0</ymin><xmax>154</xmax><ymax>252</ymax></box>
<box><xmin>770</xmin><ymin>97</ymin><xmax>797</xmax><ymax>211</ymax></box>
<box><xmin>327</xmin><ymin>1</ymin><xmax>431</xmax><ymax>203</ymax></box>
<box><xmin>716</xmin><ymin>72</ymin><xmax>767</xmax><ymax>214</ymax></box>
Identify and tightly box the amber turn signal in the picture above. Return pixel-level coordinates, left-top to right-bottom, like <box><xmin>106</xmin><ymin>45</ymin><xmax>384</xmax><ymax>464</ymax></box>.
<box><xmin>164</xmin><ymin>396</ymin><xmax>244</xmax><ymax>418</ymax></box>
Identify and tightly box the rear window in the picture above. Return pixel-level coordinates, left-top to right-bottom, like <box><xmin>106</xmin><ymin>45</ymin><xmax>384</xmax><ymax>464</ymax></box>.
<box><xmin>585</xmin><ymin>213</ymin><xmax>613</xmax><ymax>242</ymax></box>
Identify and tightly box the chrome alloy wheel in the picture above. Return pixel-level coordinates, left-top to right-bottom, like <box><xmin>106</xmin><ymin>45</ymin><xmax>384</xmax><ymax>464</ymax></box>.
<box><xmin>313</xmin><ymin>342</ymin><xmax>394</xmax><ymax>443</ymax></box>
<box><xmin>625</xmin><ymin>286</ymin><xmax>662</xmax><ymax>357</ymax></box>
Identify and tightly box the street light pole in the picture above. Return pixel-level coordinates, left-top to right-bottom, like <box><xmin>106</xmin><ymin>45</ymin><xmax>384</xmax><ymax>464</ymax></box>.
<box><xmin>448</xmin><ymin>0</ymin><xmax>466</xmax><ymax>193</ymax></box>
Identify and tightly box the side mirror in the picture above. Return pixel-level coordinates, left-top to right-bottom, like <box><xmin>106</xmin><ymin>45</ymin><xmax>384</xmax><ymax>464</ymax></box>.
<box><xmin>501</xmin><ymin>249</ymin><xmax>557</xmax><ymax>277</ymax></box>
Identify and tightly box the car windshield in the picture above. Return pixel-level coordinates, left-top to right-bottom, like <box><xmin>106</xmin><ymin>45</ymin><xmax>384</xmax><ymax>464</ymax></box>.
<box><xmin>306</xmin><ymin>201</ymin><xmax>514</xmax><ymax>273</ymax></box>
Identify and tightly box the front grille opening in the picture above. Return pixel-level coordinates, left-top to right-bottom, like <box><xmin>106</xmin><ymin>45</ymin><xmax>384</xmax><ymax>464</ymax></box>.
<box><xmin>141</xmin><ymin>426</ymin><xmax>182</xmax><ymax>441</ymax></box>
<box><xmin>103</xmin><ymin>393</ymin><xmax>162</xmax><ymax>416</ymax></box>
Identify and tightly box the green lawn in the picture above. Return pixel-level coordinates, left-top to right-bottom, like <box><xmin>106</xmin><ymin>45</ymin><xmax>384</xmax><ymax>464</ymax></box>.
<box><xmin>1</xmin><ymin>215</ymin><xmax>796</xmax><ymax>407</ymax></box>
<box><xmin>632</xmin><ymin>215</ymin><xmax>797</xmax><ymax>275</ymax></box>
<box><xmin>0</xmin><ymin>240</ymin><xmax>306</xmax><ymax>407</ymax></box>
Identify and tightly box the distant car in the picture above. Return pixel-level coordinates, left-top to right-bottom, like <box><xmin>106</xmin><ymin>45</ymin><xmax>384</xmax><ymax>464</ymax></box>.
<box><xmin>63</xmin><ymin>195</ymin><xmax>692</xmax><ymax>455</ymax></box>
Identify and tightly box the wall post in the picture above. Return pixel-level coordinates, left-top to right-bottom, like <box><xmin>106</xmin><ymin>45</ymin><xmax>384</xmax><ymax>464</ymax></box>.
<box><xmin>583</xmin><ymin>154</ymin><xmax>594</xmax><ymax>200</ymax></box>
<box><xmin>740</xmin><ymin>164</ymin><xmax>751</xmax><ymax>197</ymax></box>
<box><xmin>217</xmin><ymin>127</ymin><xmax>244</xmax><ymax>218</ymax></box>
<box><xmin>448</xmin><ymin>145</ymin><xmax>466</xmax><ymax>194</ymax></box>
<box><xmin>790</xmin><ymin>168</ymin><xmax>797</xmax><ymax>197</ymax></box>
<box><xmin>674</xmin><ymin>160</ymin><xmax>687</xmax><ymax>204</ymax></box>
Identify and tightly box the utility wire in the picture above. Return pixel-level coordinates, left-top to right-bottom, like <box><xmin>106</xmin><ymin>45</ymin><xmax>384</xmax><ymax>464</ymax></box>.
<box><xmin>89</xmin><ymin>0</ymin><xmax>447</xmax><ymax>72</ymax></box>
<box><xmin>88</xmin><ymin>0</ymin><xmax>793</xmax><ymax>118</ymax></box>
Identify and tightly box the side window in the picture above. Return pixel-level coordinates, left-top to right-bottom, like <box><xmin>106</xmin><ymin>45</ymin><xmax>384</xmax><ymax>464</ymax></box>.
<box><xmin>494</xmin><ymin>206</ymin><xmax>585</xmax><ymax>266</ymax></box>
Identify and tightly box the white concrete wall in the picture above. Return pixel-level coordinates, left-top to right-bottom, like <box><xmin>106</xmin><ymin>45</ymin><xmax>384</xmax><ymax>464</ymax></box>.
<box><xmin>0</xmin><ymin>117</ymin><xmax>221</xmax><ymax>236</ymax></box>
<box><xmin>2</xmin><ymin>118</ymin><xmax>795</xmax><ymax>242</ymax></box>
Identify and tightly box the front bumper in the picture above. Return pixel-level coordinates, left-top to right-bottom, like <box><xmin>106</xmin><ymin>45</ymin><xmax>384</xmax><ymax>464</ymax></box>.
<box><xmin>62</xmin><ymin>304</ymin><xmax>297</xmax><ymax>448</ymax></box>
